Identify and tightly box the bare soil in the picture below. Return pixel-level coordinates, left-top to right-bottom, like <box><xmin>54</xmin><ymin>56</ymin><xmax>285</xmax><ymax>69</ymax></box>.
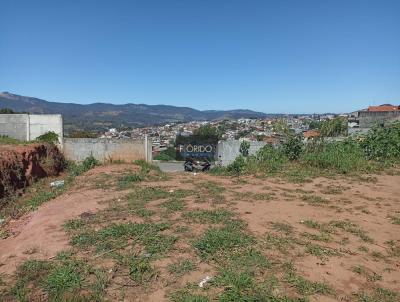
<box><xmin>0</xmin><ymin>163</ymin><xmax>399</xmax><ymax>301</ymax></box>
<box><xmin>0</xmin><ymin>143</ymin><xmax>65</xmax><ymax>200</ymax></box>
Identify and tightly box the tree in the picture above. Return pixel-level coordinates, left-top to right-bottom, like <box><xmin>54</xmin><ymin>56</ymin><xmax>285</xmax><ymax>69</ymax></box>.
<box><xmin>273</xmin><ymin>120</ymin><xmax>293</xmax><ymax>136</ymax></box>
<box><xmin>0</xmin><ymin>108</ymin><xmax>15</xmax><ymax>114</ymax></box>
<box><xmin>308</xmin><ymin>120</ymin><xmax>323</xmax><ymax>130</ymax></box>
<box><xmin>68</xmin><ymin>131</ymin><xmax>98</xmax><ymax>138</ymax></box>
<box><xmin>193</xmin><ymin>125</ymin><xmax>220</xmax><ymax>140</ymax></box>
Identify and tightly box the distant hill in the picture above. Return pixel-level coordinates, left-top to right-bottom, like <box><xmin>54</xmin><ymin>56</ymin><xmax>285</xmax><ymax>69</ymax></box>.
<box><xmin>0</xmin><ymin>92</ymin><xmax>273</xmax><ymax>133</ymax></box>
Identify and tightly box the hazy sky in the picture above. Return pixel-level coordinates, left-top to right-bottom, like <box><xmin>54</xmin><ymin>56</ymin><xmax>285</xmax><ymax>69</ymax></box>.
<box><xmin>1</xmin><ymin>0</ymin><xmax>399</xmax><ymax>113</ymax></box>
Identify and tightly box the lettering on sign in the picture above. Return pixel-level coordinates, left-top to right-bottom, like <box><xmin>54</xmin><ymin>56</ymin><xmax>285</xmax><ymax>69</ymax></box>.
<box><xmin>178</xmin><ymin>144</ymin><xmax>215</xmax><ymax>159</ymax></box>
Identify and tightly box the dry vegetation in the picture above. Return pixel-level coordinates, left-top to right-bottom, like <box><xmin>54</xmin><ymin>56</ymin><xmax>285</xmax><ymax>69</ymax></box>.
<box><xmin>0</xmin><ymin>160</ymin><xmax>399</xmax><ymax>302</ymax></box>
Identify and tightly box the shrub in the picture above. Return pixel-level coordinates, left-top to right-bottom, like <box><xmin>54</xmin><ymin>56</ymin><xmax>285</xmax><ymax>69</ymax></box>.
<box><xmin>239</xmin><ymin>141</ymin><xmax>250</xmax><ymax>157</ymax></box>
<box><xmin>67</xmin><ymin>155</ymin><xmax>100</xmax><ymax>177</ymax></box>
<box><xmin>36</xmin><ymin>131</ymin><xmax>59</xmax><ymax>144</ymax></box>
<box><xmin>82</xmin><ymin>155</ymin><xmax>100</xmax><ymax>171</ymax></box>
<box><xmin>255</xmin><ymin>145</ymin><xmax>287</xmax><ymax>173</ymax></box>
<box><xmin>320</xmin><ymin>117</ymin><xmax>348</xmax><ymax>137</ymax></box>
<box><xmin>282</xmin><ymin>135</ymin><xmax>303</xmax><ymax>160</ymax></box>
<box><xmin>227</xmin><ymin>155</ymin><xmax>246</xmax><ymax>176</ymax></box>
<box><xmin>360</xmin><ymin>122</ymin><xmax>400</xmax><ymax>161</ymax></box>
<box><xmin>154</xmin><ymin>147</ymin><xmax>176</xmax><ymax>161</ymax></box>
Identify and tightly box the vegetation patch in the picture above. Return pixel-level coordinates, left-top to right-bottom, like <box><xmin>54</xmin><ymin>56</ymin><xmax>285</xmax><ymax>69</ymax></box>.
<box><xmin>71</xmin><ymin>222</ymin><xmax>176</xmax><ymax>256</ymax></box>
<box><xmin>161</xmin><ymin>198</ymin><xmax>186</xmax><ymax>212</ymax></box>
<box><xmin>183</xmin><ymin>208</ymin><xmax>233</xmax><ymax>224</ymax></box>
<box><xmin>356</xmin><ymin>287</ymin><xmax>398</xmax><ymax>302</ymax></box>
<box><xmin>118</xmin><ymin>173</ymin><xmax>144</xmax><ymax>189</ymax></box>
<box><xmin>301</xmin><ymin>194</ymin><xmax>329</xmax><ymax>205</ymax></box>
<box><xmin>168</xmin><ymin>259</ymin><xmax>196</xmax><ymax>276</ymax></box>
<box><xmin>212</xmin><ymin>122</ymin><xmax>400</xmax><ymax>180</ymax></box>
<box><xmin>302</xmin><ymin>219</ymin><xmax>373</xmax><ymax>243</ymax></box>
<box><xmin>5</xmin><ymin>256</ymin><xmax>107</xmax><ymax>302</ymax></box>
<box><xmin>283</xmin><ymin>262</ymin><xmax>333</xmax><ymax>296</ymax></box>
<box><xmin>128</xmin><ymin>256</ymin><xmax>157</xmax><ymax>284</ymax></box>
<box><xmin>193</xmin><ymin>224</ymin><xmax>254</xmax><ymax>260</ymax></box>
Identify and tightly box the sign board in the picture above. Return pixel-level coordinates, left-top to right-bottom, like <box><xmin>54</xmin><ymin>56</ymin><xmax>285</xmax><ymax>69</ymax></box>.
<box><xmin>178</xmin><ymin>144</ymin><xmax>215</xmax><ymax>160</ymax></box>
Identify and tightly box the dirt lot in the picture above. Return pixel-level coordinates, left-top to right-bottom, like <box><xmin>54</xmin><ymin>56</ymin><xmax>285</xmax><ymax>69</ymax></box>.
<box><xmin>0</xmin><ymin>163</ymin><xmax>399</xmax><ymax>301</ymax></box>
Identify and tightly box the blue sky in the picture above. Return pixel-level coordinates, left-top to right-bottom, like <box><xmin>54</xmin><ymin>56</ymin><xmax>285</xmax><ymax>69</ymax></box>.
<box><xmin>1</xmin><ymin>0</ymin><xmax>399</xmax><ymax>113</ymax></box>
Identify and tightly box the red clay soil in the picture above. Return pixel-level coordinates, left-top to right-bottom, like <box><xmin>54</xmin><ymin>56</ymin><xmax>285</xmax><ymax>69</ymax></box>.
<box><xmin>0</xmin><ymin>144</ymin><xmax>65</xmax><ymax>201</ymax></box>
<box><xmin>0</xmin><ymin>164</ymin><xmax>131</xmax><ymax>275</ymax></box>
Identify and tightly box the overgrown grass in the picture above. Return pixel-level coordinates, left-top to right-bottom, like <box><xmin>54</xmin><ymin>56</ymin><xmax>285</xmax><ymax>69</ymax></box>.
<box><xmin>128</xmin><ymin>256</ymin><xmax>157</xmax><ymax>284</ymax></box>
<box><xmin>71</xmin><ymin>222</ymin><xmax>176</xmax><ymax>256</ymax></box>
<box><xmin>117</xmin><ymin>160</ymin><xmax>169</xmax><ymax>189</ymax></box>
<box><xmin>5</xmin><ymin>255</ymin><xmax>107</xmax><ymax>301</ymax></box>
<box><xmin>0</xmin><ymin>135</ymin><xmax>29</xmax><ymax>145</ymax></box>
<box><xmin>118</xmin><ymin>173</ymin><xmax>144</xmax><ymax>189</ymax></box>
<box><xmin>161</xmin><ymin>198</ymin><xmax>186</xmax><ymax>212</ymax></box>
<box><xmin>193</xmin><ymin>223</ymin><xmax>254</xmax><ymax>259</ymax></box>
<box><xmin>214</xmin><ymin>123</ymin><xmax>400</xmax><ymax>180</ymax></box>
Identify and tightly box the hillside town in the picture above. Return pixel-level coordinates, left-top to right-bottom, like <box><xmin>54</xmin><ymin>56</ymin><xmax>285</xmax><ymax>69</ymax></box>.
<box><xmin>99</xmin><ymin>104</ymin><xmax>400</xmax><ymax>155</ymax></box>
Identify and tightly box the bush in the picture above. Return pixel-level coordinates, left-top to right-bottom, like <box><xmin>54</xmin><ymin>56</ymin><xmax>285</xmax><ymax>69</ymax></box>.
<box><xmin>282</xmin><ymin>135</ymin><xmax>303</xmax><ymax>160</ymax></box>
<box><xmin>255</xmin><ymin>145</ymin><xmax>287</xmax><ymax>173</ymax></box>
<box><xmin>82</xmin><ymin>155</ymin><xmax>100</xmax><ymax>171</ymax></box>
<box><xmin>154</xmin><ymin>147</ymin><xmax>176</xmax><ymax>161</ymax></box>
<box><xmin>239</xmin><ymin>141</ymin><xmax>250</xmax><ymax>157</ymax></box>
<box><xmin>227</xmin><ymin>155</ymin><xmax>246</xmax><ymax>177</ymax></box>
<box><xmin>360</xmin><ymin>122</ymin><xmax>400</xmax><ymax>161</ymax></box>
<box><xmin>36</xmin><ymin>131</ymin><xmax>59</xmax><ymax>144</ymax></box>
<box><xmin>67</xmin><ymin>155</ymin><xmax>100</xmax><ymax>177</ymax></box>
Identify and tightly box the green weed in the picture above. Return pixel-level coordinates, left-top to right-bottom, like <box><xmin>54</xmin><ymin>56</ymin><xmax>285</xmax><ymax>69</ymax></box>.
<box><xmin>183</xmin><ymin>209</ymin><xmax>233</xmax><ymax>224</ymax></box>
<box><xmin>168</xmin><ymin>260</ymin><xmax>196</xmax><ymax>276</ymax></box>
<box><xmin>193</xmin><ymin>225</ymin><xmax>253</xmax><ymax>259</ymax></box>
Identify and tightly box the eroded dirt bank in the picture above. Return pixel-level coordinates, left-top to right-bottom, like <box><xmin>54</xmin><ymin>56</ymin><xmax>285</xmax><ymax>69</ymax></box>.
<box><xmin>0</xmin><ymin>144</ymin><xmax>65</xmax><ymax>201</ymax></box>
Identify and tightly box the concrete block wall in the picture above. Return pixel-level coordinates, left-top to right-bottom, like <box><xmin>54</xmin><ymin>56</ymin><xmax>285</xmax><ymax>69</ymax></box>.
<box><xmin>28</xmin><ymin>114</ymin><xmax>63</xmax><ymax>143</ymax></box>
<box><xmin>63</xmin><ymin>138</ymin><xmax>152</xmax><ymax>163</ymax></box>
<box><xmin>359</xmin><ymin>111</ymin><xmax>400</xmax><ymax>128</ymax></box>
<box><xmin>0</xmin><ymin>114</ymin><xmax>29</xmax><ymax>141</ymax></box>
<box><xmin>0</xmin><ymin>114</ymin><xmax>63</xmax><ymax>143</ymax></box>
<box><xmin>216</xmin><ymin>140</ymin><xmax>267</xmax><ymax>166</ymax></box>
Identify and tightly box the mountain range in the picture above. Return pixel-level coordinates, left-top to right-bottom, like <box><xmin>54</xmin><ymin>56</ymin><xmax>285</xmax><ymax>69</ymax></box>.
<box><xmin>0</xmin><ymin>92</ymin><xmax>275</xmax><ymax>133</ymax></box>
